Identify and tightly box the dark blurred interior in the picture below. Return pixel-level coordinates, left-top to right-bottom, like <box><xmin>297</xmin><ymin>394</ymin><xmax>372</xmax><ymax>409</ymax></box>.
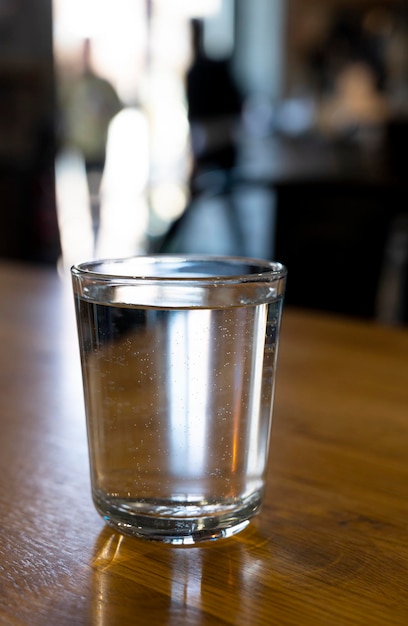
<box><xmin>1</xmin><ymin>0</ymin><xmax>408</xmax><ymax>322</ymax></box>
<box><xmin>0</xmin><ymin>0</ymin><xmax>59</xmax><ymax>264</ymax></box>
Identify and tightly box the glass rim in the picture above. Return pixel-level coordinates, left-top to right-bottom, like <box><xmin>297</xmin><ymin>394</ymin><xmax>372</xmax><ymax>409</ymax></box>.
<box><xmin>71</xmin><ymin>254</ymin><xmax>287</xmax><ymax>284</ymax></box>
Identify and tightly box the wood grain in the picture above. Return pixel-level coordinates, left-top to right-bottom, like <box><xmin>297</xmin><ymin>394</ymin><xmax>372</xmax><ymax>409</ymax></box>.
<box><xmin>0</xmin><ymin>262</ymin><xmax>408</xmax><ymax>625</ymax></box>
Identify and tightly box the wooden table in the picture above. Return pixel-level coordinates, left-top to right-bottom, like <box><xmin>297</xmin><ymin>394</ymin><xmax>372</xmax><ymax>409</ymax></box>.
<box><xmin>1</xmin><ymin>262</ymin><xmax>408</xmax><ymax>625</ymax></box>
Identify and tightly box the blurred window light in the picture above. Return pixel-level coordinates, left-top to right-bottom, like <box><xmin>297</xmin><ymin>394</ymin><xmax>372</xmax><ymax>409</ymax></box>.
<box><xmin>55</xmin><ymin>149</ymin><xmax>94</xmax><ymax>272</ymax></box>
<box><xmin>156</xmin><ymin>0</ymin><xmax>221</xmax><ymax>18</ymax></box>
<box><xmin>53</xmin><ymin>0</ymin><xmax>112</xmax><ymax>39</ymax></box>
<box><xmin>53</xmin><ymin>0</ymin><xmax>145</xmax><ymax>43</ymax></box>
<box><xmin>97</xmin><ymin>107</ymin><xmax>150</xmax><ymax>258</ymax></box>
<box><xmin>151</xmin><ymin>183</ymin><xmax>188</xmax><ymax>222</ymax></box>
<box><xmin>54</xmin><ymin>0</ymin><xmax>194</xmax><ymax>258</ymax></box>
<box><xmin>204</xmin><ymin>0</ymin><xmax>235</xmax><ymax>60</ymax></box>
<box><xmin>53</xmin><ymin>0</ymin><xmax>147</xmax><ymax>104</ymax></box>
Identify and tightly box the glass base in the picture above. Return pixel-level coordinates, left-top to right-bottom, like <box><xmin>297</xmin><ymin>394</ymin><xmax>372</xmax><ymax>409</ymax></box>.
<box><xmin>93</xmin><ymin>490</ymin><xmax>262</xmax><ymax>544</ymax></box>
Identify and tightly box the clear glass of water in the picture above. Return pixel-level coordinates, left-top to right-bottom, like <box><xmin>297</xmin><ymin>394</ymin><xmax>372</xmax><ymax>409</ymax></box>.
<box><xmin>71</xmin><ymin>255</ymin><xmax>286</xmax><ymax>544</ymax></box>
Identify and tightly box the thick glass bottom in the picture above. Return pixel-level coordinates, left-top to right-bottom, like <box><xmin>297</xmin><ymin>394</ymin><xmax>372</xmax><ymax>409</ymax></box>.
<box><xmin>93</xmin><ymin>489</ymin><xmax>263</xmax><ymax>544</ymax></box>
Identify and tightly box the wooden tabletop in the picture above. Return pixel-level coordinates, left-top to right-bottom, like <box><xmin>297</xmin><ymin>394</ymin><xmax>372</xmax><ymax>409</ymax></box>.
<box><xmin>1</xmin><ymin>261</ymin><xmax>408</xmax><ymax>625</ymax></box>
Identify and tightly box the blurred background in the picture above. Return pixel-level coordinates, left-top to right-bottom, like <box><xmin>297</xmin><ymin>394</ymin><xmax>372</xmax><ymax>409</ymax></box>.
<box><xmin>0</xmin><ymin>0</ymin><xmax>407</xmax><ymax>322</ymax></box>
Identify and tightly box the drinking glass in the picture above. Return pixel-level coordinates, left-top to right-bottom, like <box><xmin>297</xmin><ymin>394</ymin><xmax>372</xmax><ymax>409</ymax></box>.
<box><xmin>71</xmin><ymin>255</ymin><xmax>286</xmax><ymax>544</ymax></box>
